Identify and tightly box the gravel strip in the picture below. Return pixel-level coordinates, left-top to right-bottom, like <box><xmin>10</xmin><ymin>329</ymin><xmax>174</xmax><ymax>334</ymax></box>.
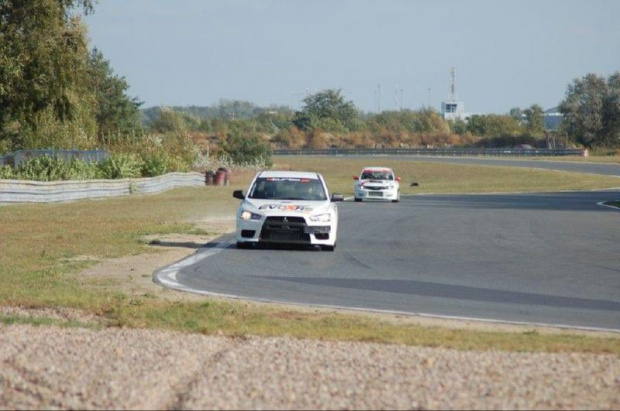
<box><xmin>0</xmin><ymin>324</ymin><xmax>618</xmax><ymax>410</ymax></box>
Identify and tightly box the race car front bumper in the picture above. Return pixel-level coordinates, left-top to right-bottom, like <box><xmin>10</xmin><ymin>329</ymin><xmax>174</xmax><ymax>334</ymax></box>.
<box><xmin>355</xmin><ymin>186</ymin><xmax>399</xmax><ymax>201</ymax></box>
<box><xmin>237</xmin><ymin>215</ymin><xmax>336</xmax><ymax>246</ymax></box>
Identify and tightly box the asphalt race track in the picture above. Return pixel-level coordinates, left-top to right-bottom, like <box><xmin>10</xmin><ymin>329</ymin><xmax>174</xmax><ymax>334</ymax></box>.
<box><xmin>356</xmin><ymin>155</ymin><xmax>620</xmax><ymax>178</ymax></box>
<box><xmin>155</xmin><ymin>159</ymin><xmax>620</xmax><ymax>331</ymax></box>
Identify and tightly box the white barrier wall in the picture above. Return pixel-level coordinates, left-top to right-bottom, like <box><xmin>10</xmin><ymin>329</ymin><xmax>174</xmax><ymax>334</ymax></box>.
<box><xmin>0</xmin><ymin>172</ymin><xmax>205</xmax><ymax>204</ymax></box>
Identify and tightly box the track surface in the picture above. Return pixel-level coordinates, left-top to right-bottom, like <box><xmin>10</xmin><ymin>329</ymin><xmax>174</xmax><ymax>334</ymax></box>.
<box><xmin>156</xmin><ymin>159</ymin><xmax>620</xmax><ymax>330</ymax></box>
<box><xmin>344</xmin><ymin>155</ymin><xmax>620</xmax><ymax>177</ymax></box>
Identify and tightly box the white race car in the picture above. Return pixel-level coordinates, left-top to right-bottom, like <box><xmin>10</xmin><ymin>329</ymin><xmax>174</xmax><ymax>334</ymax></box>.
<box><xmin>233</xmin><ymin>171</ymin><xmax>343</xmax><ymax>251</ymax></box>
<box><xmin>354</xmin><ymin>167</ymin><xmax>401</xmax><ymax>202</ymax></box>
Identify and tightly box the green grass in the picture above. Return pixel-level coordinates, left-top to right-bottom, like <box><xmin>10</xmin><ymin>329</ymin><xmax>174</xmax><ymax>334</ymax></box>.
<box><xmin>0</xmin><ymin>314</ymin><xmax>99</xmax><ymax>330</ymax></box>
<box><xmin>273</xmin><ymin>156</ymin><xmax>620</xmax><ymax>196</ymax></box>
<box><xmin>1</xmin><ymin>159</ymin><xmax>619</xmax><ymax>353</ymax></box>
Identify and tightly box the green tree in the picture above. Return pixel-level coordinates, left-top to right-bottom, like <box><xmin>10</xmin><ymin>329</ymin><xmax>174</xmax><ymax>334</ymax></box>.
<box><xmin>509</xmin><ymin>107</ymin><xmax>524</xmax><ymax>124</ymax></box>
<box><xmin>292</xmin><ymin>89</ymin><xmax>360</xmax><ymax>132</ymax></box>
<box><xmin>559</xmin><ymin>73</ymin><xmax>608</xmax><ymax>147</ymax></box>
<box><xmin>0</xmin><ymin>0</ymin><xmax>96</xmax><ymax>150</ymax></box>
<box><xmin>448</xmin><ymin>118</ymin><xmax>468</xmax><ymax>135</ymax></box>
<box><xmin>220</xmin><ymin>131</ymin><xmax>272</xmax><ymax>166</ymax></box>
<box><xmin>523</xmin><ymin>104</ymin><xmax>545</xmax><ymax>137</ymax></box>
<box><xmin>149</xmin><ymin>107</ymin><xmax>188</xmax><ymax>134</ymax></box>
<box><xmin>86</xmin><ymin>48</ymin><xmax>143</xmax><ymax>141</ymax></box>
<box><xmin>602</xmin><ymin>72</ymin><xmax>620</xmax><ymax>147</ymax></box>
<box><xmin>466</xmin><ymin>114</ymin><xmax>520</xmax><ymax>137</ymax></box>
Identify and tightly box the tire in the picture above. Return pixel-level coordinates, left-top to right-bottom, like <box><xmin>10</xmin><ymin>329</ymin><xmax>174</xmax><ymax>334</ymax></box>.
<box><xmin>392</xmin><ymin>191</ymin><xmax>400</xmax><ymax>203</ymax></box>
<box><xmin>236</xmin><ymin>242</ymin><xmax>247</xmax><ymax>249</ymax></box>
<box><xmin>354</xmin><ymin>197</ymin><xmax>362</xmax><ymax>202</ymax></box>
<box><xmin>323</xmin><ymin>244</ymin><xmax>336</xmax><ymax>251</ymax></box>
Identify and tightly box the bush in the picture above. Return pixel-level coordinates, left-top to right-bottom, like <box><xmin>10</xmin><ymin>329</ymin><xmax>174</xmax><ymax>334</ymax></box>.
<box><xmin>97</xmin><ymin>154</ymin><xmax>143</xmax><ymax>179</ymax></box>
<box><xmin>0</xmin><ymin>165</ymin><xmax>14</xmax><ymax>179</ymax></box>
<box><xmin>67</xmin><ymin>159</ymin><xmax>99</xmax><ymax>180</ymax></box>
<box><xmin>17</xmin><ymin>156</ymin><xmax>71</xmax><ymax>181</ymax></box>
<box><xmin>140</xmin><ymin>151</ymin><xmax>168</xmax><ymax>177</ymax></box>
<box><xmin>0</xmin><ymin>156</ymin><xmax>101</xmax><ymax>181</ymax></box>
<box><xmin>220</xmin><ymin>132</ymin><xmax>272</xmax><ymax>167</ymax></box>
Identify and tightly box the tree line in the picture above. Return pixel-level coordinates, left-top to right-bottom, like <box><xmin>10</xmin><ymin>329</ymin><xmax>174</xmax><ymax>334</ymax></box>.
<box><xmin>1</xmin><ymin>0</ymin><xmax>618</xmax><ymax>178</ymax></box>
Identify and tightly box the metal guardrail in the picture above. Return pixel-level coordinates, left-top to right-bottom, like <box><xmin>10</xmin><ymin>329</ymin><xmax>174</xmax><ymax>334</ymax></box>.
<box><xmin>273</xmin><ymin>148</ymin><xmax>587</xmax><ymax>157</ymax></box>
<box><xmin>0</xmin><ymin>172</ymin><xmax>206</xmax><ymax>204</ymax></box>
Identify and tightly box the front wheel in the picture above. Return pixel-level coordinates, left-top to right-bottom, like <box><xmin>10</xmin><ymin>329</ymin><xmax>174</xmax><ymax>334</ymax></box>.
<box><xmin>392</xmin><ymin>191</ymin><xmax>400</xmax><ymax>203</ymax></box>
<box><xmin>323</xmin><ymin>244</ymin><xmax>336</xmax><ymax>251</ymax></box>
<box><xmin>354</xmin><ymin>197</ymin><xmax>362</xmax><ymax>202</ymax></box>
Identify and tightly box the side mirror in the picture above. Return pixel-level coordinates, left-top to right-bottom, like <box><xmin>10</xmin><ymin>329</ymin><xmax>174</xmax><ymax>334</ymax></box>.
<box><xmin>233</xmin><ymin>190</ymin><xmax>245</xmax><ymax>200</ymax></box>
<box><xmin>331</xmin><ymin>194</ymin><xmax>344</xmax><ymax>202</ymax></box>
<box><xmin>353</xmin><ymin>176</ymin><xmax>359</xmax><ymax>180</ymax></box>
<box><xmin>396</xmin><ymin>176</ymin><xmax>402</xmax><ymax>182</ymax></box>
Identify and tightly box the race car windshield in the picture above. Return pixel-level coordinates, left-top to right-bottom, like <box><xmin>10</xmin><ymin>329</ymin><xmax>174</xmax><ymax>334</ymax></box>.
<box><xmin>361</xmin><ymin>171</ymin><xmax>393</xmax><ymax>180</ymax></box>
<box><xmin>249</xmin><ymin>177</ymin><xmax>327</xmax><ymax>201</ymax></box>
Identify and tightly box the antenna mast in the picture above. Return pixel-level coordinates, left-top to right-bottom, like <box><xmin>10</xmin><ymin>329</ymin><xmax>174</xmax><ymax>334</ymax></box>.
<box><xmin>449</xmin><ymin>67</ymin><xmax>457</xmax><ymax>101</ymax></box>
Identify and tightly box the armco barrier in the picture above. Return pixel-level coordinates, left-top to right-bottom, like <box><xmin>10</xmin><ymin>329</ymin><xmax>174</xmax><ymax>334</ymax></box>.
<box><xmin>273</xmin><ymin>148</ymin><xmax>587</xmax><ymax>157</ymax></box>
<box><xmin>0</xmin><ymin>172</ymin><xmax>205</xmax><ymax>204</ymax></box>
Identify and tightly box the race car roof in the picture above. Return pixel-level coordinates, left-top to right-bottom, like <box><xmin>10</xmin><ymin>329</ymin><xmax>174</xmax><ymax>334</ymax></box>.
<box><xmin>257</xmin><ymin>170</ymin><xmax>321</xmax><ymax>179</ymax></box>
<box><xmin>361</xmin><ymin>167</ymin><xmax>394</xmax><ymax>172</ymax></box>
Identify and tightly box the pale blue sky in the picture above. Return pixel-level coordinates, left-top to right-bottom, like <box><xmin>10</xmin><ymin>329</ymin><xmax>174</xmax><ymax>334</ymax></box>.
<box><xmin>84</xmin><ymin>0</ymin><xmax>620</xmax><ymax>114</ymax></box>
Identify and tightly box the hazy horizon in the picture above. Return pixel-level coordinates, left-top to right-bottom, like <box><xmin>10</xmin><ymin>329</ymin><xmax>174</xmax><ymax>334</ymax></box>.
<box><xmin>85</xmin><ymin>0</ymin><xmax>620</xmax><ymax>114</ymax></box>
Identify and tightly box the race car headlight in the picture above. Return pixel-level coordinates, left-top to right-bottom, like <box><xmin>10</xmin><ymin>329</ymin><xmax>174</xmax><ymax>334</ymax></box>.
<box><xmin>240</xmin><ymin>210</ymin><xmax>262</xmax><ymax>221</ymax></box>
<box><xmin>309</xmin><ymin>213</ymin><xmax>331</xmax><ymax>223</ymax></box>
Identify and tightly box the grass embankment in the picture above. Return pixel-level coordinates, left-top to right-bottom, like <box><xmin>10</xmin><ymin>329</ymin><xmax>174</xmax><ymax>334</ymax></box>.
<box><xmin>1</xmin><ymin>157</ymin><xmax>619</xmax><ymax>353</ymax></box>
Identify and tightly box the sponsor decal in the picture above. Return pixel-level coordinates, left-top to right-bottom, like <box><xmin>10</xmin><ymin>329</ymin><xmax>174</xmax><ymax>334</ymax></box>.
<box><xmin>258</xmin><ymin>204</ymin><xmax>314</xmax><ymax>212</ymax></box>
<box><xmin>363</xmin><ymin>169</ymin><xmax>391</xmax><ymax>174</ymax></box>
<box><xmin>361</xmin><ymin>181</ymin><xmax>390</xmax><ymax>187</ymax></box>
<box><xmin>266</xmin><ymin>177</ymin><xmax>316</xmax><ymax>183</ymax></box>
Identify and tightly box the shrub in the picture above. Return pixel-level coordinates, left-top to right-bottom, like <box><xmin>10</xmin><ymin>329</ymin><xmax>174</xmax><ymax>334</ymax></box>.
<box><xmin>140</xmin><ymin>151</ymin><xmax>169</xmax><ymax>177</ymax></box>
<box><xmin>97</xmin><ymin>153</ymin><xmax>143</xmax><ymax>179</ymax></box>
<box><xmin>220</xmin><ymin>132</ymin><xmax>272</xmax><ymax>167</ymax></box>
<box><xmin>0</xmin><ymin>166</ymin><xmax>14</xmax><ymax>179</ymax></box>
<box><xmin>17</xmin><ymin>156</ymin><xmax>72</xmax><ymax>181</ymax></box>
<box><xmin>67</xmin><ymin>159</ymin><xmax>99</xmax><ymax>180</ymax></box>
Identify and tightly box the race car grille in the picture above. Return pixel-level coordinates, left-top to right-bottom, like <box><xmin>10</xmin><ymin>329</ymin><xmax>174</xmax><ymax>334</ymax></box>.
<box><xmin>264</xmin><ymin>216</ymin><xmax>306</xmax><ymax>223</ymax></box>
<box><xmin>365</xmin><ymin>186</ymin><xmax>388</xmax><ymax>190</ymax></box>
<box><xmin>260</xmin><ymin>216</ymin><xmax>310</xmax><ymax>244</ymax></box>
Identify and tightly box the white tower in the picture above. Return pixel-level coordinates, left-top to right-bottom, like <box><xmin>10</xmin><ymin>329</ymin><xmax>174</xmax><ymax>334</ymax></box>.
<box><xmin>441</xmin><ymin>67</ymin><xmax>466</xmax><ymax>120</ymax></box>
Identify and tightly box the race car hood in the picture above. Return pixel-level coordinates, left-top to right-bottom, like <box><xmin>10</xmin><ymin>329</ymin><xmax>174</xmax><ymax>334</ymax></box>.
<box><xmin>242</xmin><ymin>198</ymin><xmax>331</xmax><ymax>216</ymax></box>
<box><xmin>357</xmin><ymin>179</ymin><xmax>397</xmax><ymax>188</ymax></box>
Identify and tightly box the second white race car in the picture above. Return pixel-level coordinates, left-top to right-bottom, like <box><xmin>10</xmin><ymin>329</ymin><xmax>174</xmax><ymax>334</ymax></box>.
<box><xmin>354</xmin><ymin>166</ymin><xmax>401</xmax><ymax>202</ymax></box>
<box><xmin>233</xmin><ymin>170</ymin><xmax>343</xmax><ymax>250</ymax></box>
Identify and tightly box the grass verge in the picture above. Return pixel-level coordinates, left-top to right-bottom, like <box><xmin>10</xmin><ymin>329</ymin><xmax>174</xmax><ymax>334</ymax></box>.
<box><xmin>273</xmin><ymin>156</ymin><xmax>620</xmax><ymax>196</ymax></box>
<box><xmin>1</xmin><ymin>158</ymin><xmax>619</xmax><ymax>353</ymax></box>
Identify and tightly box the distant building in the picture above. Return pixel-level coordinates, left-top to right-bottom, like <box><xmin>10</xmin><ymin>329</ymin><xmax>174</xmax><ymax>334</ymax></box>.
<box><xmin>543</xmin><ymin>107</ymin><xmax>563</xmax><ymax>130</ymax></box>
<box><xmin>438</xmin><ymin>68</ymin><xmax>564</xmax><ymax>129</ymax></box>
<box><xmin>441</xmin><ymin>100</ymin><xmax>469</xmax><ymax>121</ymax></box>
<box><xmin>440</xmin><ymin>68</ymin><xmax>471</xmax><ymax>121</ymax></box>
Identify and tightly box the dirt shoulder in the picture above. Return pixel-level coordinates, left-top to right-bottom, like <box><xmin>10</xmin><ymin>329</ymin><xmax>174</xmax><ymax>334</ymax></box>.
<box><xmin>1</xmin><ymin>323</ymin><xmax>618</xmax><ymax>410</ymax></box>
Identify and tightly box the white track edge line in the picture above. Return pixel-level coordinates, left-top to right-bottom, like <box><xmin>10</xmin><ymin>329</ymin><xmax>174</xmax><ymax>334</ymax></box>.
<box><xmin>153</xmin><ymin>243</ymin><xmax>620</xmax><ymax>334</ymax></box>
